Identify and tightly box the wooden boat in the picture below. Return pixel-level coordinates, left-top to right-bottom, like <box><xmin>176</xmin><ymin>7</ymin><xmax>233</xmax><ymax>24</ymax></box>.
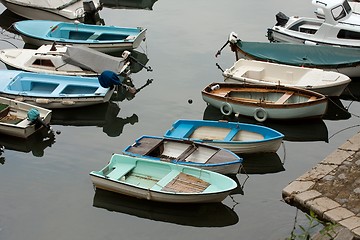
<box><xmin>90</xmin><ymin>154</ymin><xmax>238</xmax><ymax>203</ymax></box>
<box><xmin>14</xmin><ymin>20</ymin><xmax>147</xmax><ymax>53</ymax></box>
<box><xmin>0</xmin><ymin>44</ymin><xmax>131</xmax><ymax>77</ymax></box>
<box><xmin>163</xmin><ymin>119</ymin><xmax>284</xmax><ymax>154</ymax></box>
<box><xmin>0</xmin><ymin>0</ymin><xmax>100</xmax><ymax>22</ymax></box>
<box><xmin>0</xmin><ymin>96</ymin><xmax>52</xmax><ymax>138</ymax></box>
<box><xmin>0</xmin><ymin>70</ymin><xmax>114</xmax><ymax>109</ymax></box>
<box><xmin>267</xmin><ymin>0</ymin><xmax>360</xmax><ymax>48</ymax></box>
<box><xmin>201</xmin><ymin>82</ymin><xmax>328</xmax><ymax>122</ymax></box>
<box><xmin>222</xmin><ymin>32</ymin><xmax>360</xmax><ymax>78</ymax></box>
<box><xmin>122</xmin><ymin>135</ymin><xmax>243</xmax><ymax>175</ymax></box>
<box><xmin>223</xmin><ymin>59</ymin><xmax>351</xmax><ymax>97</ymax></box>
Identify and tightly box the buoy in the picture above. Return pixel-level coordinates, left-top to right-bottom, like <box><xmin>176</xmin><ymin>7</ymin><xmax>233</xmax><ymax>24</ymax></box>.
<box><xmin>188</xmin><ymin>99</ymin><xmax>193</xmax><ymax>104</ymax></box>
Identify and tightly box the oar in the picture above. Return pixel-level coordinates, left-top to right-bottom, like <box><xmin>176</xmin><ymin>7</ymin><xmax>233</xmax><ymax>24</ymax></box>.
<box><xmin>215</xmin><ymin>40</ymin><xmax>229</xmax><ymax>58</ymax></box>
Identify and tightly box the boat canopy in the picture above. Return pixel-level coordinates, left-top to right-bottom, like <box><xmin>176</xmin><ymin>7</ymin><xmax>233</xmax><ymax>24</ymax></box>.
<box><xmin>236</xmin><ymin>40</ymin><xmax>360</xmax><ymax>67</ymax></box>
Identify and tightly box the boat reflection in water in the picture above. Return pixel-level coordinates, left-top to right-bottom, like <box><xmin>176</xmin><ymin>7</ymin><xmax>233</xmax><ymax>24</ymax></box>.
<box><xmin>323</xmin><ymin>97</ymin><xmax>351</xmax><ymax>121</ymax></box>
<box><xmin>100</xmin><ymin>0</ymin><xmax>158</xmax><ymax>10</ymax></box>
<box><xmin>51</xmin><ymin>102</ymin><xmax>138</xmax><ymax>137</ymax></box>
<box><xmin>93</xmin><ymin>189</ymin><xmax>239</xmax><ymax>227</ymax></box>
<box><xmin>0</xmin><ymin>127</ymin><xmax>56</xmax><ymax>164</ymax></box>
<box><xmin>239</xmin><ymin>153</ymin><xmax>285</xmax><ymax>175</ymax></box>
<box><xmin>0</xmin><ymin>9</ymin><xmax>25</xmax><ymax>35</ymax></box>
<box><xmin>202</xmin><ymin>105</ymin><xmax>329</xmax><ymax>142</ymax></box>
<box><xmin>341</xmin><ymin>79</ymin><xmax>360</xmax><ymax>102</ymax></box>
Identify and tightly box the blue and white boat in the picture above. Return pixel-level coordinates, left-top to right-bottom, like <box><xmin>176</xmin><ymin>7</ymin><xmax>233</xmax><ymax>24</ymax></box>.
<box><xmin>122</xmin><ymin>135</ymin><xmax>243</xmax><ymax>175</ymax></box>
<box><xmin>164</xmin><ymin>119</ymin><xmax>284</xmax><ymax>154</ymax></box>
<box><xmin>0</xmin><ymin>70</ymin><xmax>114</xmax><ymax>108</ymax></box>
<box><xmin>14</xmin><ymin>20</ymin><xmax>147</xmax><ymax>53</ymax></box>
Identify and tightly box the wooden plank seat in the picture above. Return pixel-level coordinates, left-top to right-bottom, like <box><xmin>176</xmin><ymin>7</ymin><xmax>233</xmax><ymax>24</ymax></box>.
<box><xmin>275</xmin><ymin>91</ymin><xmax>293</xmax><ymax>104</ymax></box>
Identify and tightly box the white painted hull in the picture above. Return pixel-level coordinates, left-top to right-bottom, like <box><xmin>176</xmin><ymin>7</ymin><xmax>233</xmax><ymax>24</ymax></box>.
<box><xmin>90</xmin><ymin>175</ymin><xmax>231</xmax><ymax>203</ymax></box>
<box><xmin>0</xmin><ymin>97</ymin><xmax>51</xmax><ymax>138</ymax></box>
<box><xmin>204</xmin><ymin>141</ymin><xmax>282</xmax><ymax>154</ymax></box>
<box><xmin>191</xmin><ymin>162</ymin><xmax>241</xmax><ymax>175</ymax></box>
<box><xmin>0</xmin><ymin>0</ymin><xmax>85</xmax><ymax>21</ymax></box>
<box><xmin>223</xmin><ymin>59</ymin><xmax>351</xmax><ymax>97</ymax></box>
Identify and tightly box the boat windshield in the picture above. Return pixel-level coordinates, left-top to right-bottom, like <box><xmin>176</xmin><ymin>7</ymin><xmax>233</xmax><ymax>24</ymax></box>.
<box><xmin>332</xmin><ymin>5</ymin><xmax>346</xmax><ymax>21</ymax></box>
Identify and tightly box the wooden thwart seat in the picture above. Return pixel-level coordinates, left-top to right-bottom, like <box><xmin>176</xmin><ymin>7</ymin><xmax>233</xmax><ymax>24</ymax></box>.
<box><xmin>275</xmin><ymin>91</ymin><xmax>293</xmax><ymax>104</ymax></box>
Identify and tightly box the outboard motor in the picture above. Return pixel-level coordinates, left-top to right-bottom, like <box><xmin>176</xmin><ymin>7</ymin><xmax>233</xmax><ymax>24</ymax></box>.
<box><xmin>27</xmin><ymin>108</ymin><xmax>50</xmax><ymax>130</ymax></box>
<box><xmin>83</xmin><ymin>0</ymin><xmax>104</xmax><ymax>25</ymax></box>
<box><xmin>98</xmin><ymin>70</ymin><xmax>123</xmax><ymax>89</ymax></box>
<box><xmin>275</xmin><ymin>12</ymin><xmax>289</xmax><ymax>26</ymax></box>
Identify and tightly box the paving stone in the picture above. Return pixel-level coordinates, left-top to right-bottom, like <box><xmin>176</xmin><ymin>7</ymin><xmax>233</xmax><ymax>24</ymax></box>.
<box><xmin>306</xmin><ymin>197</ymin><xmax>341</xmax><ymax>217</ymax></box>
<box><xmin>324</xmin><ymin>207</ymin><xmax>355</xmax><ymax>222</ymax></box>
<box><xmin>282</xmin><ymin>180</ymin><xmax>315</xmax><ymax>196</ymax></box>
<box><xmin>298</xmin><ymin>164</ymin><xmax>338</xmax><ymax>181</ymax></box>
<box><xmin>340</xmin><ymin>134</ymin><xmax>360</xmax><ymax>152</ymax></box>
<box><xmin>322</xmin><ymin>149</ymin><xmax>353</xmax><ymax>165</ymax></box>
<box><xmin>294</xmin><ymin>190</ymin><xmax>322</xmax><ymax>205</ymax></box>
<box><xmin>340</xmin><ymin>216</ymin><xmax>360</xmax><ymax>230</ymax></box>
<box><xmin>352</xmin><ymin>226</ymin><xmax>360</xmax><ymax>239</ymax></box>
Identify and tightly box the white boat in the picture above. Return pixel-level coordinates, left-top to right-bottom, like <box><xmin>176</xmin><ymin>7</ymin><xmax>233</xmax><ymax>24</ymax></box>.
<box><xmin>0</xmin><ymin>96</ymin><xmax>52</xmax><ymax>138</ymax></box>
<box><xmin>267</xmin><ymin>0</ymin><xmax>360</xmax><ymax>47</ymax></box>
<box><xmin>90</xmin><ymin>154</ymin><xmax>238</xmax><ymax>203</ymax></box>
<box><xmin>0</xmin><ymin>0</ymin><xmax>100</xmax><ymax>22</ymax></box>
<box><xmin>223</xmin><ymin>59</ymin><xmax>351</xmax><ymax>97</ymax></box>
<box><xmin>201</xmin><ymin>82</ymin><xmax>328</xmax><ymax>122</ymax></box>
<box><xmin>0</xmin><ymin>44</ymin><xmax>131</xmax><ymax>77</ymax></box>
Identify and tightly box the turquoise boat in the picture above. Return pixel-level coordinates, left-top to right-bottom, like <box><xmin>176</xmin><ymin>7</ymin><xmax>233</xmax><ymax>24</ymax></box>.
<box><xmin>123</xmin><ymin>135</ymin><xmax>243</xmax><ymax>175</ymax></box>
<box><xmin>164</xmin><ymin>119</ymin><xmax>284</xmax><ymax>154</ymax></box>
<box><xmin>0</xmin><ymin>70</ymin><xmax>113</xmax><ymax>108</ymax></box>
<box><xmin>221</xmin><ymin>32</ymin><xmax>360</xmax><ymax>77</ymax></box>
<box><xmin>90</xmin><ymin>154</ymin><xmax>238</xmax><ymax>203</ymax></box>
<box><xmin>14</xmin><ymin>20</ymin><xmax>147</xmax><ymax>53</ymax></box>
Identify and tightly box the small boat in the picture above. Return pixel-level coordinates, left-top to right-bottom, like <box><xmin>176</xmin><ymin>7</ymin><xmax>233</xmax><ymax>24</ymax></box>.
<box><xmin>0</xmin><ymin>44</ymin><xmax>131</xmax><ymax>77</ymax></box>
<box><xmin>222</xmin><ymin>59</ymin><xmax>351</xmax><ymax>97</ymax></box>
<box><xmin>201</xmin><ymin>82</ymin><xmax>328</xmax><ymax>122</ymax></box>
<box><xmin>14</xmin><ymin>20</ymin><xmax>147</xmax><ymax>53</ymax></box>
<box><xmin>267</xmin><ymin>0</ymin><xmax>360</xmax><ymax>48</ymax></box>
<box><xmin>123</xmin><ymin>135</ymin><xmax>243</xmax><ymax>175</ymax></box>
<box><xmin>0</xmin><ymin>70</ymin><xmax>114</xmax><ymax>108</ymax></box>
<box><xmin>0</xmin><ymin>0</ymin><xmax>101</xmax><ymax>22</ymax></box>
<box><xmin>164</xmin><ymin>119</ymin><xmax>284</xmax><ymax>154</ymax></box>
<box><xmin>90</xmin><ymin>154</ymin><xmax>238</xmax><ymax>203</ymax></box>
<box><xmin>221</xmin><ymin>32</ymin><xmax>360</xmax><ymax>78</ymax></box>
<box><xmin>0</xmin><ymin>96</ymin><xmax>52</xmax><ymax>138</ymax></box>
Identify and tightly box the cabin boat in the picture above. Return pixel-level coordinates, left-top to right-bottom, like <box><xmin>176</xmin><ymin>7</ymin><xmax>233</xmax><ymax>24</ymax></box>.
<box><xmin>223</xmin><ymin>58</ymin><xmax>351</xmax><ymax>97</ymax></box>
<box><xmin>0</xmin><ymin>44</ymin><xmax>131</xmax><ymax>77</ymax></box>
<box><xmin>0</xmin><ymin>0</ymin><xmax>100</xmax><ymax>22</ymax></box>
<box><xmin>0</xmin><ymin>70</ymin><xmax>114</xmax><ymax>108</ymax></box>
<box><xmin>90</xmin><ymin>154</ymin><xmax>238</xmax><ymax>203</ymax></box>
<box><xmin>122</xmin><ymin>135</ymin><xmax>243</xmax><ymax>175</ymax></box>
<box><xmin>164</xmin><ymin>119</ymin><xmax>284</xmax><ymax>154</ymax></box>
<box><xmin>201</xmin><ymin>82</ymin><xmax>328</xmax><ymax>122</ymax></box>
<box><xmin>0</xmin><ymin>96</ymin><xmax>51</xmax><ymax>138</ymax></box>
<box><xmin>14</xmin><ymin>20</ymin><xmax>147</xmax><ymax>53</ymax></box>
<box><xmin>224</xmin><ymin>32</ymin><xmax>360</xmax><ymax>78</ymax></box>
<box><xmin>267</xmin><ymin>0</ymin><xmax>360</xmax><ymax>47</ymax></box>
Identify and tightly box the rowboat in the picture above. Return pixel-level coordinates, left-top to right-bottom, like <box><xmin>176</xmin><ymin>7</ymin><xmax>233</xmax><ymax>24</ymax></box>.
<box><xmin>0</xmin><ymin>70</ymin><xmax>114</xmax><ymax>108</ymax></box>
<box><xmin>221</xmin><ymin>32</ymin><xmax>360</xmax><ymax>78</ymax></box>
<box><xmin>93</xmin><ymin>188</ymin><xmax>239</xmax><ymax>227</ymax></box>
<box><xmin>14</xmin><ymin>20</ymin><xmax>147</xmax><ymax>53</ymax></box>
<box><xmin>164</xmin><ymin>119</ymin><xmax>284</xmax><ymax>154</ymax></box>
<box><xmin>90</xmin><ymin>154</ymin><xmax>238</xmax><ymax>203</ymax></box>
<box><xmin>123</xmin><ymin>135</ymin><xmax>243</xmax><ymax>175</ymax></box>
<box><xmin>0</xmin><ymin>44</ymin><xmax>131</xmax><ymax>77</ymax></box>
<box><xmin>201</xmin><ymin>82</ymin><xmax>328</xmax><ymax>122</ymax></box>
<box><xmin>223</xmin><ymin>59</ymin><xmax>351</xmax><ymax>97</ymax></box>
<box><xmin>0</xmin><ymin>0</ymin><xmax>100</xmax><ymax>22</ymax></box>
<box><xmin>0</xmin><ymin>96</ymin><xmax>52</xmax><ymax>138</ymax></box>
<box><xmin>267</xmin><ymin>0</ymin><xmax>360</xmax><ymax>48</ymax></box>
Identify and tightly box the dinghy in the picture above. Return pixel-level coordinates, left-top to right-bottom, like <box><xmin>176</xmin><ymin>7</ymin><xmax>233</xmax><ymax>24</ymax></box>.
<box><xmin>90</xmin><ymin>154</ymin><xmax>238</xmax><ymax>203</ymax></box>
<box><xmin>164</xmin><ymin>119</ymin><xmax>284</xmax><ymax>154</ymax></box>
<box><xmin>0</xmin><ymin>70</ymin><xmax>114</xmax><ymax>108</ymax></box>
<box><xmin>123</xmin><ymin>135</ymin><xmax>243</xmax><ymax>175</ymax></box>
<box><xmin>0</xmin><ymin>0</ymin><xmax>101</xmax><ymax>22</ymax></box>
<box><xmin>0</xmin><ymin>44</ymin><xmax>131</xmax><ymax>76</ymax></box>
<box><xmin>14</xmin><ymin>20</ymin><xmax>147</xmax><ymax>52</ymax></box>
<box><xmin>201</xmin><ymin>82</ymin><xmax>328</xmax><ymax>122</ymax></box>
<box><xmin>221</xmin><ymin>32</ymin><xmax>360</xmax><ymax>78</ymax></box>
<box><xmin>0</xmin><ymin>96</ymin><xmax>51</xmax><ymax>138</ymax></box>
<box><xmin>267</xmin><ymin>0</ymin><xmax>360</xmax><ymax>48</ymax></box>
<box><xmin>222</xmin><ymin>59</ymin><xmax>351</xmax><ymax>97</ymax></box>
